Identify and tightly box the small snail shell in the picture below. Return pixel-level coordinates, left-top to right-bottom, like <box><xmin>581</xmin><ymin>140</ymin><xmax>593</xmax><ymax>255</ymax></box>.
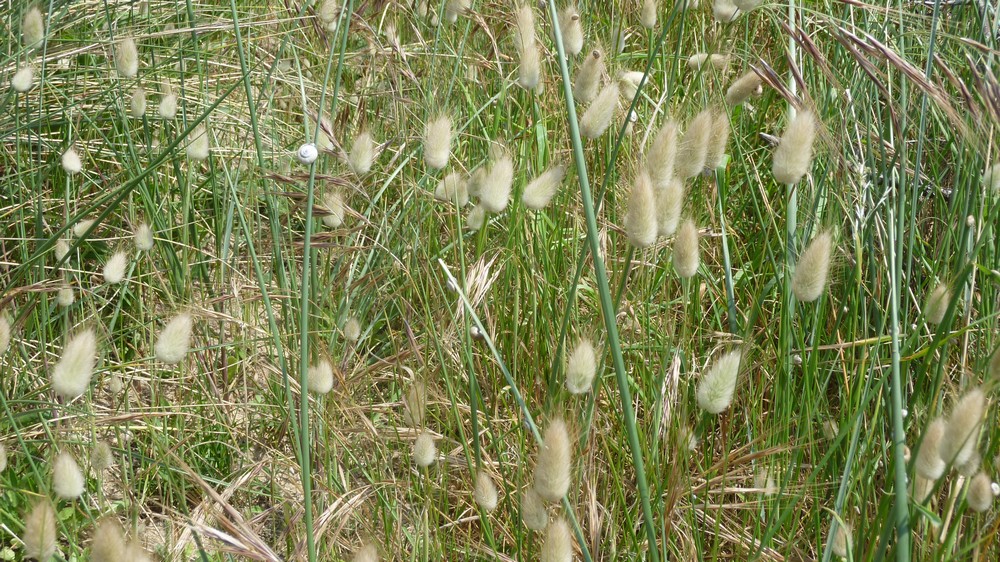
<box><xmin>297</xmin><ymin>143</ymin><xmax>318</xmax><ymax>164</ymax></box>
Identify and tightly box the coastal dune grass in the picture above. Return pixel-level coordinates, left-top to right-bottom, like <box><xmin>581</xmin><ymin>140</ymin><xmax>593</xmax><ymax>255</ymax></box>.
<box><xmin>1</xmin><ymin>1</ymin><xmax>999</xmax><ymax>561</ymax></box>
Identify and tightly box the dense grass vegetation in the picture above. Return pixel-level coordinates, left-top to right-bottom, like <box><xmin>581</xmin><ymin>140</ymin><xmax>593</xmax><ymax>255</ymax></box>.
<box><xmin>1</xmin><ymin>0</ymin><xmax>999</xmax><ymax>560</ymax></box>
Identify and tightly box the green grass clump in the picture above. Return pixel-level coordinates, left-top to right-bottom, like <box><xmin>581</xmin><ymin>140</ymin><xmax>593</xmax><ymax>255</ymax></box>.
<box><xmin>1</xmin><ymin>1</ymin><xmax>998</xmax><ymax>561</ymax></box>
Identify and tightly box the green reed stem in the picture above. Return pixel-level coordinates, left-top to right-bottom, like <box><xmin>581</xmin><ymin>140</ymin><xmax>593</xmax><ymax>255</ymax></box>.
<box><xmin>545</xmin><ymin>2</ymin><xmax>660</xmax><ymax>560</ymax></box>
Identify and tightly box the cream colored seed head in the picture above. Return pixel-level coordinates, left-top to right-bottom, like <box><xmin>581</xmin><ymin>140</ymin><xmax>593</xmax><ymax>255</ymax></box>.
<box><xmin>559</xmin><ymin>7</ymin><xmax>584</xmax><ymax>56</ymax></box>
<box><xmin>573</xmin><ymin>49</ymin><xmax>605</xmax><ymax>103</ymax></box>
<box><xmin>424</xmin><ymin>115</ymin><xmax>452</xmax><ymax>170</ymax></box>
<box><xmin>696</xmin><ymin>350</ymin><xmax>742</xmax><ymax>414</ymax></box>
<box><xmin>115</xmin><ymin>37</ymin><xmax>139</xmax><ymax>78</ymax></box>
<box><xmin>772</xmin><ymin>110</ymin><xmax>817</xmax><ymax>185</ymax></box>
<box><xmin>51</xmin><ymin>329</ymin><xmax>98</xmax><ymax>401</ymax></box>
<box><xmin>520</xmin><ymin>488</ymin><xmax>548</xmax><ymax>531</ymax></box>
<box><xmin>675</xmin><ymin>110</ymin><xmax>713</xmax><ymax>179</ymax></box>
<box><xmin>655</xmin><ymin>177</ymin><xmax>684</xmax><ymax>238</ymax></box>
<box><xmin>625</xmin><ymin>168</ymin><xmax>657</xmax><ymax>248</ymax></box>
<box><xmin>580</xmin><ymin>82</ymin><xmax>619</xmax><ymax>139</ymax></box>
<box><xmin>726</xmin><ymin>70</ymin><xmax>764</xmax><ymax>106</ymax></box>
<box><xmin>522</xmin><ymin>164</ymin><xmax>566</xmax><ymax>210</ymax></box>
<box><xmin>154</xmin><ymin>313</ymin><xmax>194</xmax><ymax>365</ymax></box>
<box><xmin>565</xmin><ymin>338</ymin><xmax>597</xmax><ymax>394</ymax></box>
<box><xmin>672</xmin><ymin>219</ymin><xmax>700</xmax><ymax>278</ymax></box>
<box><xmin>792</xmin><ymin>232</ymin><xmax>833</xmax><ymax>302</ymax></box>
<box><xmin>307</xmin><ymin>359</ymin><xmax>334</xmax><ymax>394</ymax></box>
<box><xmin>533</xmin><ymin>417</ymin><xmax>572</xmax><ymax>502</ymax></box>
<box><xmin>473</xmin><ymin>469</ymin><xmax>499</xmax><ymax>512</ymax></box>
<box><xmin>52</xmin><ymin>450</ymin><xmax>85</xmax><ymax>499</ymax></box>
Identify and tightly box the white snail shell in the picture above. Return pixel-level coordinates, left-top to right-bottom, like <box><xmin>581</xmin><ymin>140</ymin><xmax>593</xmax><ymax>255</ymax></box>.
<box><xmin>297</xmin><ymin>143</ymin><xmax>318</xmax><ymax>164</ymax></box>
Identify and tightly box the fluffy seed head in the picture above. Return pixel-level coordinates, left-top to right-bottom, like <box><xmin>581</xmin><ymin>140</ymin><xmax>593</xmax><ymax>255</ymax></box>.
<box><xmin>12</xmin><ymin>66</ymin><xmax>35</xmax><ymax>92</ymax></box>
<box><xmin>726</xmin><ymin>70</ymin><xmax>764</xmax><ymax>106</ymax></box>
<box><xmin>57</xmin><ymin>287</ymin><xmax>75</xmax><ymax>307</ymax></box>
<box><xmin>704</xmin><ymin>111</ymin><xmax>731</xmax><ymax>170</ymax></box>
<box><xmin>559</xmin><ymin>7</ymin><xmax>584</xmax><ymax>56</ymax></box>
<box><xmin>348</xmin><ymin>130</ymin><xmax>375</xmax><ymax>175</ymax></box>
<box><xmin>321</xmin><ymin>191</ymin><xmax>345</xmax><ymax>228</ymax></box>
<box><xmin>522</xmin><ymin>164</ymin><xmax>567</xmax><ymax>210</ymax></box>
<box><xmin>967</xmin><ymin>472</ymin><xmax>994</xmax><ymax>513</ymax></box>
<box><xmin>0</xmin><ymin>315</ymin><xmax>10</xmax><ymax>355</ymax></box>
<box><xmin>403</xmin><ymin>381</ymin><xmax>427</xmax><ymax>427</ymax></box>
<box><xmin>445</xmin><ymin>0</ymin><xmax>470</xmax><ymax>23</ymax></box>
<box><xmin>958</xmin><ymin>451</ymin><xmax>981</xmax><ymax>477</ymax></box>
<box><xmin>618</xmin><ymin>70</ymin><xmax>645</xmax><ymax>102</ymax></box>
<box><xmin>915</xmin><ymin>417</ymin><xmax>946</xmax><ymax>480</ymax></box>
<box><xmin>125</xmin><ymin>542</ymin><xmax>152</xmax><ymax>562</ymax></box>
<box><xmin>696</xmin><ymin>350</ymin><xmax>742</xmax><ymax>414</ymax></box>
<box><xmin>565</xmin><ymin>338</ymin><xmax>597</xmax><ymax>394</ymax></box>
<box><xmin>23</xmin><ymin>7</ymin><xmax>46</xmax><ymax>48</ymax></box>
<box><xmin>573</xmin><ymin>49</ymin><xmax>605</xmax><ymax>103</ymax></box>
<box><xmin>424</xmin><ymin>115</ymin><xmax>452</xmax><ymax>170</ymax></box>
<box><xmin>912</xmin><ymin>474</ymin><xmax>934</xmax><ymax>503</ymax></box>
<box><xmin>90</xmin><ymin>518</ymin><xmax>126</xmax><ymax>562</ymax></box>
<box><xmin>541</xmin><ymin>517</ymin><xmax>573</xmax><ymax>562</ymax></box>
<box><xmin>984</xmin><ymin>162</ymin><xmax>1000</xmax><ymax>194</ymax></box>
<box><xmin>676</xmin><ymin>110</ymin><xmax>713</xmax><ymax>179</ymax></box>
<box><xmin>772</xmin><ymin>110</ymin><xmax>817</xmax><ymax>184</ymax></box>
<box><xmin>646</xmin><ymin>119</ymin><xmax>678</xmax><ymax>187</ymax></box>
<box><xmin>473</xmin><ymin>469</ymin><xmax>499</xmax><ymax>512</ymax></box>
<box><xmin>480</xmin><ymin>154</ymin><xmax>515</xmax><ymax>213</ymax></box>
<box><xmin>158</xmin><ymin>93</ymin><xmax>177</xmax><ymax>119</ymax></box>
<box><xmin>713</xmin><ymin>0</ymin><xmax>739</xmax><ymax>22</ymax></box>
<box><xmin>0</xmin><ymin>444</ymin><xmax>6</xmax><ymax>471</ymax></box>
<box><xmin>186</xmin><ymin>124</ymin><xmax>210</xmax><ymax>161</ymax></box>
<box><xmin>51</xmin><ymin>329</ymin><xmax>97</xmax><ymax>401</ymax></box>
<box><xmin>792</xmin><ymin>232</ymin><xmax>833</xmax><ymax>302</ymax></box>
<box><xmin>940</xmin><ymin>387</ymin><xmax>986</xmax><ymax>468</ymax></box>
<box><xmin>830</xmin><ymin>520</ymin><xmax>852</xmax><ymax>558</ymax></box>
<box><xmin>22</xmin><ymin>499</ymin><xmax>57</xmax><ymax>562</ymax></box>
<box><xmin>435</xmin><ymin>172</ymin><xmax>469</xmax><ymax>207</ymax></box>
<box><xmin>55</xmin><ymin>239</ymin><xmax>70</xmax><ymax>261</ymax></box>
<box><xmin>533</xmin><ymin>417</ymin><xmax>572</xmax><ymax>502</ymax></box>
<box><xmin>352</xmin><ymin>543</ymin><xmax>378</xmax><ymax>562</ymax></box>
<box><xmin>318</xmin><ymin>0</ymin><xmax>339</xmax><ymax>31</ymax></box>
<box><xmin>672</xmin><ymin>219</ymin><xmax>700</xmax><ymax>278</ymax></box>
<box><xmin>91</xmin><ymin>441</ymin><xmax>115</xmax><ymax>473</ymax></box>
<box><xmin>687</xmin><ymin>53</ymin><xmax>730</xmax><ymax>71</ymax></box>
<box><xmin>923</xmin><ymin>282</ymin><xmax>951</xmax><ymax>325</ymax></box>
<box><xmin>103</xmin><ymin>251</ymin><xmax>128</xmax><ymax>284</ymax></box>
<box><xmin>518</xmin><ymin>42</ymin><xmax>543</xmax><ymax>90</ymax></box>
<box><xmin>733</xmin><ymin>0</ymin><xmax>764</xmax><ymax>10</ymax></box>
<box><xmin>72</xmin><ymin>219</ymin><xmax>96</xmax><ymax>238</ymax></box>
<box><xmin>467</xmin><ymin>205</ymin><xmax>486</xmax><ymax>231</ymax></box>
<box><xmin>155</xmin><ymin>313</ymin><xmax>193</xmax><ymax>365</ymax></box>
<box><xmin>413</xmin><ymin>431</ymin><xmax>436</xmax><ymax>467</ymax></box>
<box><xmin>655</xmin><ymin>177</ymin><xmax>685</xmax><ymax>237</ymax></box>
<box><xmin>515</xmin><ymin>4</ymin><xmax>536</xmax><ymax>54</ymax></box>
<box><xmin>62</xmin><ymin>148</ymin><xmax>83</xmax><ymax>174</ymax></box>
<box><xmin>344</xmin><ymin>316</ymin><xmax>362</xmax><ymax>343</ymax></box>
<box><xmin>580</xmin><ymin>82</ymin><xmax>619</xmax><ymax>139</ymax></box>
<box><xmin>115</xmin><ymin>38</ymin><xmax>139</xmax><ymax>78</ymax></box>
<box><xmin>307</xmin><ymin>359</ymin><xmax>335</xmax><ymax>394</ymax></box>
<box><xmin>134</xmin><ymin>223</ymin><xmax>154</xmax><ymax>251</ymax></box>
<box><xmin>640</xmin><ymin>0</ymin><xmax>658</xmax><ymax>29</ymax></box>
<box><xmin>625</xmin><ymin>169</ymin><xmax>657</xmax><ymax>248</ymax></box>
<box><xmin>130</xmin><ymin>87</ymin><xmax>147</xmax><ymax>118</ymax></box>
<box><xmin>521</xmin><ymin>488</ymin><xmax>548</xmax><ymax>531</ymax></box>
<box><xmin>52</xmin><ymin>450</ymin><xmax>85</xmax><ymax>499</ymax></box>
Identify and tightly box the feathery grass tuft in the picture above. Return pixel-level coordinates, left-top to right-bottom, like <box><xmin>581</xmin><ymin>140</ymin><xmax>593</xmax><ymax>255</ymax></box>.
<box><xmin>51</xmin><ymin>329</ymin><xmax>97</xmax><ymax>401</ymax></box>
<box><xmin>625</xmin><ymin>168</ymin><xmax>657</xmax><ymax>248</ymax></box>
<box><xmin>696</xmin><ymin>350</ymin><xmax>742</xmax><ymax>414</ymax></box>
